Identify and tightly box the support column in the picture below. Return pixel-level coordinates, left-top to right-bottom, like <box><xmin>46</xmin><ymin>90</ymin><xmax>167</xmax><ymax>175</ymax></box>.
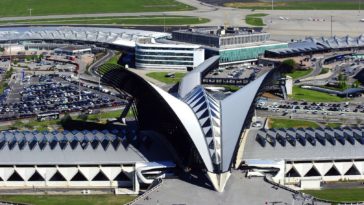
<box><xmin>133</xmin><ymin>170</ymin><xmax>140</xmax><ymax>194</ymax></box>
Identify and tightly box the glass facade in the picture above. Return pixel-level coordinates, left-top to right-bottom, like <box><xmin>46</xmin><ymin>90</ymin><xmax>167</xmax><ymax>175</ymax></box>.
<box><xmin>216</xmin><ymin>43</ymin><xmax>288</xmax><ymax>63</ymax></box>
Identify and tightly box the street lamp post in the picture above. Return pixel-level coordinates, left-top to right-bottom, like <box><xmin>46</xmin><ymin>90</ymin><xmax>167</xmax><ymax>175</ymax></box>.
<box><xmin>28</xmin><ymin>8</ymin><xmax>32</xmax><ymax>17</ymax></box>
<box><xmin>359</xmin><ymin>0</ymin><xmax>362</xmax><ymax>14</ymax></box>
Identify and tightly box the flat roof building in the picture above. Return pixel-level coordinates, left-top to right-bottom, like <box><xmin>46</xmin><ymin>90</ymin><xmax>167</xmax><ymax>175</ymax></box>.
<box><xmin>54</xmin><ymin>45</ymin><xmax>92</xmax><ymax>55</ymax></box>
<box><xmin>172</xmin><ymin>27</ymin><xmax>288</xmax><ymax>67</ymax></box>
<box><xmin>243</xmin><ymin>127</ymin><xmax>364</xmax><ymax>190</ymax></box>
<box><xmin>135</xmin><ymin>38</ymin><xmax>205</xmax><ymax>69</ymax></box>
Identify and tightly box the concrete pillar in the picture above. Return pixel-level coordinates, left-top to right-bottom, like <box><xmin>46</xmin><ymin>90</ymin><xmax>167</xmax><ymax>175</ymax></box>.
<box><xmin>285</xmin><ymin>76</ymin><xmax>293</xmax><ymax>95</ymax></box>
<box><xmin>133</xmin><ymin>170</ymin><xmax>140</xmax><ymax>193</ymax></box>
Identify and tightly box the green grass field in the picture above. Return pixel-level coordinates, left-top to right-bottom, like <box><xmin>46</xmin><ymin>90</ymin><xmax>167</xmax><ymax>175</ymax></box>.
<box><xmin>0</xmin><ymin>0</ymin><xmax>194</xmax><ymax>17</ymax></box>
<box><xmin>0</xmin><ymin>195</ymin><xmax>136</xmax><ymax>205</ymax></box>
<box><xmin>319</xmin><ymin>67</ymin><xmax>330</xmax><ymax>75</ymax></box>
<box><xmin>268</xmin><ymin>117</ymin><xmax>320</xmax><ymax>129</ymax></box>
<box><xmin>223</xmin><ymin>85</ymin><xmax>241</xmax><ymax>92</ymax></box>
<box><xmin>245</xmin><ymin>13</ymin><xmax>268</xmax><ymax>26</ymax></box>
<box><xmin>146</xmin><ymin>72</ymin><xmax>186</xmax><ymax>84</ymax></box>
<box><xmin>107</xmin><ymin>52</ymin><xmax>122</xmax><ymax>65</ymax></box>
<box><xmin>304</xmin><ymin>188</ymin><xmax>364</xmax><ymax>202</ymax></box>
<box><xmin>291</xmin><ymin>86</ymin><xmax>345</xmax><ymax>102</ymax></box>
<box><xmin>286</xmin><ymin>68</ymin><xmax>313</xmax><ymax>80</ymax></box>
<box><xmin>2</xmin><ymin>109</ymin><xmax>128</xmax><ymax>132</ymax></box>
<box><xmin>0</xmin><ymin>16</ymin><xmax>209</xmax><ymax>25</ymax></box>
<box><xmin>225</xmin><ymin>1</ymin><xmax>361</xmax><ymax>10</ymax></box>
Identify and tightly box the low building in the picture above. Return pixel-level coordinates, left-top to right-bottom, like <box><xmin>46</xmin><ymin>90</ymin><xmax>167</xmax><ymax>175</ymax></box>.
<box><xmin>172</xmin><ymin>27</ymin><xmax>288</xmax><ymax>67</ymax></box>
<box><xmin>0</xmin><ymin>129</ymin><xmax>175</xmax><ymax>193</ymax></box>
<box><xmin>135</xmin><ymin>38</ymin><xmax>205</xmax><ymax>70</ymax></box>
<box><xmin>243</xmin><ymin>127</ymin><xmax>364</xmax><ymax>189</ymax></box>
<box><xmin>266</xmin><ymin>35</ymin><xmax>364</xmax><ymax>58</ymax></box>
<box><xmin>54</xmin><ymin>46</ymin><xmax>92</xmax><ymax>55</ymax></box>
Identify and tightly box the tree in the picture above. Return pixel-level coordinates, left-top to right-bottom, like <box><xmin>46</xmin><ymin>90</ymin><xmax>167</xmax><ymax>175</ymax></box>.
<box><xmin>352</xmin><ymin>80</ymin><xmax>360</xmax><ymax>88</ymax></box>
<box><xmin>280</xmin><ymin>59</ymin><xmax>297</xmax><ymax>73</ymax></box>
<box><xmin>60</xmin><ymin>114</ymin><xmax>72</xmax><ymax>124</ymax></box>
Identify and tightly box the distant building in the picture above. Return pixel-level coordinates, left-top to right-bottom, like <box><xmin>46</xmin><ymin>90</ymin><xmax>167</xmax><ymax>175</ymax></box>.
<box><xmin>172</xmin><ymin>27</ymin><xmax>288</xmax><ymax>67</ymax></box>
<box><xmin>2</xmin><ymin>44</ymin><xmax>25</xmax><ymax>55</ymax></box>
<box><xmin>266</xmin><ymin>35</ymin><xmax>364</xmax><ymax>58</ymax></box>
<box><xmin>54</xmin><ymin>45</ymin><xmax>92</xmax><ymax>55</ymax></box>
<box><xmin>135</xmin><ymin>38</ymin><xmax>205</xmax><ymax>70</ymax></box>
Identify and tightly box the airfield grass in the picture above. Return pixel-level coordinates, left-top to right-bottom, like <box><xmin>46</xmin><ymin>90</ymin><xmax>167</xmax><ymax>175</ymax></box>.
<box><xmin>225</xmin><ymin>1</ymin><xmax>360</xmax><ymax>10</ymax></box>
<box><xmin>146</xmin><ymin>72</ymin><xmax>186</xmax><ymax>84</ymax></box>
<box><xmin>0</xmin><ymin>0</ymin><xmax>194</xmax><ymax>17</ymax></box>
<box><xmin>304</xmin><ymin>188</ymin><xmax>364</xmax><ymax>202</ymax></box>
<box><xmin>291</xmin><ymin>86</ymin><xmax>345</xmax><ymax>102</ymax></box>
<box><xmin>268</xmin><ymin>117</ymin><xmax>320</xmax><ymax>129</ymax></box>
<box><xmin>286</xmin><ymin>68</ymin><xmax>313</xmax><ymax>80</ymax></box>
<box><xmin>0</xmin><ymin>195</ymin><xmax>136</xmax><ymax>205</ymax></box>
<box><xmin>245</xmin><ymin>13</ymin><xmax>268</xmax><ymax>26</ymax></box>
<box><xmin>0</xmin><ymin>16</ymin><xmax>209</xmax><ymax>25</ymax></box>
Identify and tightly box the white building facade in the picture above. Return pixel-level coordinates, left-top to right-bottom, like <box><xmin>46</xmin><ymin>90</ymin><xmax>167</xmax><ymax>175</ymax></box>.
<box><xmin>135</xmin><ymin>39</ymin><xmax>205</xmax><ymax>70</ymax></box>
<box><xmin>243</xmin><ymin>127</ymin><xmax>364</xmax><ymax>190</ymax></box>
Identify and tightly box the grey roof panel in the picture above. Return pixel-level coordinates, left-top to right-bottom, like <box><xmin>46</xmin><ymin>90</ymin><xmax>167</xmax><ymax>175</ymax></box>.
<box><xmin>244</xmin><ymin>128</ymin><xmax>364</xmax><ymax>161</ymax></box>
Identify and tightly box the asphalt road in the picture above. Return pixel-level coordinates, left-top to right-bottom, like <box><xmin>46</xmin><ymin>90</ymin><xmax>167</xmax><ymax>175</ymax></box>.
<box><xmin>88</xmin><ymin>49</ymin><xmax>115</xmax><ymax>77</ymax></box>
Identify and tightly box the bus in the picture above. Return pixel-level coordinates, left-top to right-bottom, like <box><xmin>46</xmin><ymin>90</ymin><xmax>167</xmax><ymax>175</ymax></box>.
<box><xmin>36</xmin><ymin>112</ymin><xmax>60</xmax><ymax>121</ymax></box>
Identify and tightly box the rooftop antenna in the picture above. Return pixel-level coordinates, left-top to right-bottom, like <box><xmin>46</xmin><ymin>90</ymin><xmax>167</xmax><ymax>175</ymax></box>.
<box><xmin>359</xmin><ymin>0</ymin><xmax>362</xmax><ymax>14</ymax></box>
<box><xmin>224</xmin><ymin>12</ymin><xmax>229</xmax><ymax>28</ymax></box>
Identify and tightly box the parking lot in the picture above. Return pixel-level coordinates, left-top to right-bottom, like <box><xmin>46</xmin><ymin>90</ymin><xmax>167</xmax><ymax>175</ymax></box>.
<box><xmin>257</xmin><ymin>100</ymin><xmax>364</xmax><ymax>114</ymax></box>
<box><xmin>0</xmin><ymin>73</ymin><xmax>125</xmax><ymax>121</ymax></box>
<box><xmin>205</xmin><ymin>65</ymin><xmax>261</xmax><ymax>79</ymax></box>
<box><xmin>256</xmin><ymin>99</ymin><xmax>364</xmax><ymax>124</ymax></box>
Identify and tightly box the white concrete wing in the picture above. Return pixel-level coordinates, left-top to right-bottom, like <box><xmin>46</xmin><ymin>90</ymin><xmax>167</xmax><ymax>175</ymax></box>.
<box><xmin>220</xmin><ymin>72</ymin><xmax>269</xmax><ymax>172</ymax></box>
<box><xmin>149</xmin><ymin>83</ymin><xmax>214</xmax><ymax>172</ymax></box>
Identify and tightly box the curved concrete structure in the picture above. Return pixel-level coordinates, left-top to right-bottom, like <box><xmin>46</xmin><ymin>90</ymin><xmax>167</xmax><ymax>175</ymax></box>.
<box><xmin>101</xmin><ymin>56</ymin><xmax>276</xmax><ymax>191</ymax></box>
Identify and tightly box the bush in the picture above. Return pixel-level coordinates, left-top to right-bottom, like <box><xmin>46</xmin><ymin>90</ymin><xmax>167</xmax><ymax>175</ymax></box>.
<box><xmin>60</xmin><ymin>114</ymin><xmax>72</xmax><ymax>124</ymax></box>
<box><xmin>280</xmin><ymin>59</ymin><xmax>297</xmax><ymax>73</ymax></box>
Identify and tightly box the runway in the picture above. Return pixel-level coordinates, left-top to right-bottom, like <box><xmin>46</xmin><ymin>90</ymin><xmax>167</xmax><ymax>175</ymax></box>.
<box><xmin>0</xmin><ymin>0</ymin><xmax>362</xmax><ymax>41</ymax></box>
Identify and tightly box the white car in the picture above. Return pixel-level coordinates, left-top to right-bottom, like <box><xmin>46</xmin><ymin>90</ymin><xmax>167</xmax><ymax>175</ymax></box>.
<box><xmin>252</xmin><ymin>121</ymin><xmax>263</xmax><ymax>128</ymax></box>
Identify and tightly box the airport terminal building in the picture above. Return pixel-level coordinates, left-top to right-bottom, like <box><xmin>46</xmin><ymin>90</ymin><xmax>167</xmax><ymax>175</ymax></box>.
<box><xmin>135</xmin><ymin>38</ymin><xmax>205</xmax><ymax>69</ymax></box>
<box><xmin>172</xmin><ymin>27</ymin><xmax>288</xmax><ymax>67</ymax></box>
<box><xmin>243</xmin><ymin>127</ymin><xmax>364</xmax><ymax>190</ymax></box>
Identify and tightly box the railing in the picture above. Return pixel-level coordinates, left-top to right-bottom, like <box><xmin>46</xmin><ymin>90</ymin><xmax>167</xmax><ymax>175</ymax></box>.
<box><xmin>264</xmin><ymin>174</ymin><xmax>364</xmax><ymax>205</ymax></box>
<box><xmin>126</xmin><ymin>178</ymin><xmax>163</xmax><ymax>205</ymax></box>
<box><xmin>0</xmin><ymin>200</ymin><xmax>31</xmax><ymax>205</ymax></box>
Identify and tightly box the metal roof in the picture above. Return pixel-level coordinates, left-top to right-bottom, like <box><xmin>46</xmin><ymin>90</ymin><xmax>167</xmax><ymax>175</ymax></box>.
<box><xmin>244</xmin><ymin>127</ymin><xmax>364</xmax><ymax>161</ymax></box>
<box><xmin>0</xmin><ymin>130</ymin><xmax>146</xmax><ymax>165</ymax></box>
<box><xmin>0</xmin><ymin>26</ymin><xmax>170</xmax><ymax>47</ymax></box>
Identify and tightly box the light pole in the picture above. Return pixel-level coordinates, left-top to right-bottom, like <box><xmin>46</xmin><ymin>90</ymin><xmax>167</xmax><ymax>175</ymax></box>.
<box><xmin>359</xmin><ymin>0</ymin><xmax>361</xmax><ymax>14</ymax></box>
<box><xmin>272</xmin><ymin>0</ymin><xmax>274</xmax><ymax>11</ymax></box>
<box><xmin>28</xmin><ymin>8</ymin><xmax>32</xmax><ymax>17</ymax></box>
<box><xmin>163</xmin><ymin>13</ymin><xmax>166</xmax><ymax>32</ymax></box>
<box><xmin>330</xmin><ymin>16</ymin><xmax>333</xmax><ymax>37</ymax></box>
